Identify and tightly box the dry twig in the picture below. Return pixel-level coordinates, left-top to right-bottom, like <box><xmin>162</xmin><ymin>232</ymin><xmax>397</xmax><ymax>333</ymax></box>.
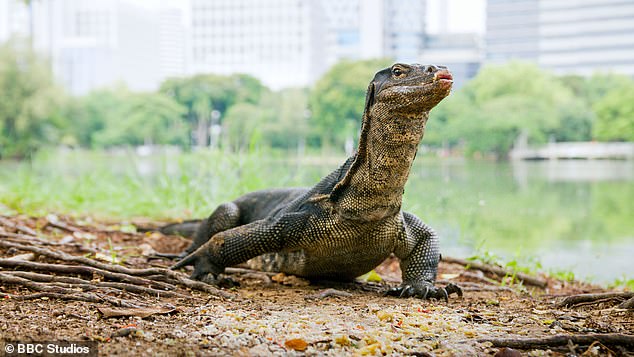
<box><xmin>442</xmin><ymin>256</ymin><xmax>547</xmax><ymax>288</ymax></box>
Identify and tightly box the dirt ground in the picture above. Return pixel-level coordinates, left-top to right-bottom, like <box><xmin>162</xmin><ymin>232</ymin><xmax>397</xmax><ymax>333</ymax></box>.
<box><xmin>0</xmin><ymin>214</ymin><xmax>632</xmax><ymax>356</ymax></box>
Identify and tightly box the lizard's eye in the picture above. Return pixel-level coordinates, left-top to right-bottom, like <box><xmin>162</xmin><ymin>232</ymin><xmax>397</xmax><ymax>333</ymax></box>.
<box><xmin>392</xmin><ymin>67</ymin><xmax>404</xmax><ymax>77</ymax></box>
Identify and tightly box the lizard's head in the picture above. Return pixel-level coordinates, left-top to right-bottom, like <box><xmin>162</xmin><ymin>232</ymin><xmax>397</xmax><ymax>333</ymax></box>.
<box><xmin>365</xmin><ymin>63</ymin><xmax>453</xmax><ymax>115</ymax></box>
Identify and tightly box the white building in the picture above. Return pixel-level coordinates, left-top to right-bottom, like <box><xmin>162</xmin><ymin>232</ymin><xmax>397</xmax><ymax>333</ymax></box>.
<box><xmin>189</xmin><ymin>0</ymin><xmax>327</xmax><ymax>89</ymax></box>
<box><xmin>538</xmin><ymin>0</ymin><xmax>634</xmax><ymax>76</ymax></box>
<box><xmin>0</xmin><ymin>0</ymin><xmax>187</xmax><ymax>95</ymax></box>
<box><xmin>485</xmin><ymin>0</ymin><xmax>539</xmax><ymax>63</ymax></box>
<box><xmin>321</xmin><ymin>0</ymin><xmax>427</xmax><ymax>65</ymax></box>
<box><xmin>486</xmin><ymin>0</ymin><xmax>634</xmax><ymax>77</ymax></box>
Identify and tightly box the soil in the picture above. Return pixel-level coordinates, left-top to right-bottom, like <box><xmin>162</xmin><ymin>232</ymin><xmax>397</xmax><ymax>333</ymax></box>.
<box><xmin>0</xmin><ymin>214</ymin><xmax>632</xmax><ymax>356</ymax></box>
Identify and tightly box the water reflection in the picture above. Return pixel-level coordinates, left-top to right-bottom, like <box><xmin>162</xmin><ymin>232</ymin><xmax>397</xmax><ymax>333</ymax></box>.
<box><xmin>407</xmin><ymin>158</ymin><xmax>633</xmax><ymax>283</ymax></box>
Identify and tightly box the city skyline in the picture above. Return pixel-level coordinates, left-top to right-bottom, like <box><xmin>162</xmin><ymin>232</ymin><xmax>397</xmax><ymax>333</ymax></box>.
<box><xmin>1</xmin><ymin>0</ymin><xmax>632</xmax><ymax>95</ymax></box>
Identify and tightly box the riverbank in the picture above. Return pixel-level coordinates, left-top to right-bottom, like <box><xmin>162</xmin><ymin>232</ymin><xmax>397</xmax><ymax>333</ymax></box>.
<box><xmin>1</xmin><ymin>214</ymin><xmax>632</xmax><ymax>355</ymax></box>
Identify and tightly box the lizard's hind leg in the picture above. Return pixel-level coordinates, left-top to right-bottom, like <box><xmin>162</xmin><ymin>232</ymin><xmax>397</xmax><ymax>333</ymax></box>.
<box><xmin>184</xmin><ymin>202</ymin><xmax>242</xmax><ymax>257</ymax></box>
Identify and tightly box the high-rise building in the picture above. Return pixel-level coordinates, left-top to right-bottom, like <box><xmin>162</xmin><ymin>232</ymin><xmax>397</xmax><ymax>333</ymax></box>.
<box><xmin>486</xmin><ymin>0</ymin><xmax>634</xmax><ymax>76</ymax></box>
<box><xmin>538</xmin><ymin>0</ymin><xmax>634</xmax><ymax>76</ymax></box>
<box><xmin>0</xmin><ymin>0</ymin><xmax>186</xmax><ymax>95</ymax></box>
<box><xmin>319</xmin><ymin>0</ymin><xmax>427</xmax><ymax>65</ymax></box>
<box><xmin>0</xmin><ymin>1</ymin><xmax>28</xmax><ymax>42</ymax></box>
<box><xmin>158</xmin><ymin>8</ymin><xmax>188</xmax><ymax>81</ymax></box>
<box><xmin>189</xmin><ymin>0</ymin><xmax>327</xmax><ymax>89</ymax></box>
<box><xmin>485</xmin><ymin>0</ymin><xmax>539</xmax><ymax>63</ymax></box>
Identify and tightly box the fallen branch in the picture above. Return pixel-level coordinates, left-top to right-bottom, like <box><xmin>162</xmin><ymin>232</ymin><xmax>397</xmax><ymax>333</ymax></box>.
<box><xmin>476</xmin><ymin>333</ymin><xmax>634</xmax><ymax>349</ymax></box>
<box><xmin>442</xmin><ymin>256</ymin><xmax>547</xmax><ymax>288</ymax></box>
<box><xmin>558</xmin><ymin>292</ymin><xmax>634</xmax><ymax>308</ymax></box>
<box><xmin>0</xmin><ymin>272</ymin><xmax>140</xmax><ymax>307</ymax></box>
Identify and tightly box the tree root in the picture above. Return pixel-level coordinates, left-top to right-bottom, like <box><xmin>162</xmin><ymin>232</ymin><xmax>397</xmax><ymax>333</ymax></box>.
<box><xmin>305</xmin><ymin>288</ymin><xmax>353</xmax><ymax>300</ymax></box>
<box><xmin>3</xmin><ymin>271</ymin><xmax>190</xmax><ymax>298</ymax></box>
<box><xmin>442</xmin><ymin>256</ymin><xmax>547</xmax><ymax>288</ymax></box>
<box><xmin>617</xmin><ymin>296</ymin><xmax>634</xmax><ymax>309</ymax></box>
<box><xmin>0</xmin><ymin>272</ymin><xmax>141</xmax><ymax>307</ymax></box>
<box><xmin>436</xmin><ymin>279</ymin><xmax>516</xmax><ymax>292</ymax></box>
<box><xmin>0</xmin><ymin>239</ymin><xmax>233</xmax><ymax>299</ymax></box>
<box><xmin>0</xmin><ymin>231</ymin><xmax>98</xmax><ymax>253</ymax></box>
<box><xmin>557</xmin><ymin>292</ymin><xmax>634</xmax><ymax>308</ymax></box>
<box><xmin>0</xmin><ymin>216</ymin><xmax>38</xmax><ymax>236</ymax></box>
<box><xmin>476</xmin><ymin>333</ymin><xmax>634</xmax><ymax>350</ymax></box>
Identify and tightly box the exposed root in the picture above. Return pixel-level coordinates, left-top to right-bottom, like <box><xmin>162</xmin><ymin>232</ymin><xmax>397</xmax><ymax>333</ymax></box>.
<box><xmin>0</xmin><ymin>216</ymin><xmax>38</xmax><ymax>236</ymax></box>
<box><xmin>442</xmin><ymin>256</ymin><xmax>547</xmax><ymax>288</ymax></box>
<box><xmin>305</xmin><ymin>288</ymin><xmax>353</xmax><ymax>300</ymax></box>
<box><xmin>617</xmin><ymin>296</ymin><xmax>634</xmax><ymax>309</ymax></box>
<box><xmin>558</xmin><ymin>292</ymin><xmax>634</xmax><ymax>308</ymax></box>
<box><xmin>0</xmin><ymin>240</ymin><xmax>234</xmax><ymax>299</ymax></box>
<box><xmin>477</xmin><ymin>333</ymin><xmax>634</xmax><ymax>350</ymax></box>
<box><xmin>0</xmin><ymin>272</ymin><xmax>141</xmax><ymax>308</ymax></box>
<box><xmin>3</xmin><ymin>271</ymin><xmax>189</xmax><ymax>298</ymax></box>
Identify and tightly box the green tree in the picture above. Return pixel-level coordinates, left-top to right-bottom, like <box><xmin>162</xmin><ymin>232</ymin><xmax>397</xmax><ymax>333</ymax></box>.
<box><xmin>159</xmin><ymin>73</ymin><xmax>268</xmax><ymax>148</ymax></box>
<box><xmin>61</xmin><ymin>84</ymin><xmax>129</xmax><ymax>148</ymax></box>
<box><xmin>431</xmin><ymin>62</ymin><xmax>581</xmax><ymax>158</ymax></box>
<box><xmin>593</xmin><ymin>84</ymin><xmax>634</xmax><ymax>141</ymax></box>
<box><xmin>0</xmin><ymin>38</ymin><xmax>64</xmax><ymax>158</ymax></box>
<box><xmin>309</xmin><ymin>59</ymin><xmax>391</xmax><ymax>150</ymax></box>
<box><xmin>560</xmin><ymin>73</ymin><xmax>634</xmax><ymax>142</ymax></box>
<box><xmin>92</xmin><ymin>92</ymin><xmax>187</xmax><ymax>147</ymax></box>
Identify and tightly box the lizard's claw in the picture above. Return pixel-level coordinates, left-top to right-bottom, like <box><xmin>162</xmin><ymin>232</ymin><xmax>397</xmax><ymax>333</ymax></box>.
<box><xmin>170</xmin><ymin>249</ymin><xmax>223</xmax><ymax>281</ymax></box>
<box><xmin>385</xmin><ymin>281</ymin><xmax>462</xmax><ymax>301</ymax></box>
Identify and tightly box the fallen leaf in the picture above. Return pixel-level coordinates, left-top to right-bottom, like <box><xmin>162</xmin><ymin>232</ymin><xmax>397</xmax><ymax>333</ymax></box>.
<box><xmin>97</xmin><ymin>306</ymin><xmax>178</xmax><ymax>319</ymax></box>
<box><xmin>285</xmin><ymin>338</ymin><xmax>308</xmax><ymax>351</ymax></box>
<box><xmin>357</xmin><ymin>270</ymin><xmax>382</xmax><ymax>282</ymax></box>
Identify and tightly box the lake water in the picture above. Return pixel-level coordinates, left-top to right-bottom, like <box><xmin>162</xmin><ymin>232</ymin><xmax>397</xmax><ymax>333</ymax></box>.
<box><xmin>404</xmin><ymin>159</ymin><xmax>633</xmax><ymax>284</ymax></box>
<box><xmin>1</xmin><ymin>151</ymin><xmax>632</xmax><ymax>284</ymax></box>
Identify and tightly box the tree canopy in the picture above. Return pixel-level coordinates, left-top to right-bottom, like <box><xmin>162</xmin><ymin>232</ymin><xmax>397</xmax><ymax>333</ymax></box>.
<box><xmin>0</xmin><ymin>39</ymin><xmax>64</xmax><ymax>158</ymax></box>
<box><xmin>0</xmin><ymin>41</ymin><xmax>632</xmax><ymax>159</ymax></box>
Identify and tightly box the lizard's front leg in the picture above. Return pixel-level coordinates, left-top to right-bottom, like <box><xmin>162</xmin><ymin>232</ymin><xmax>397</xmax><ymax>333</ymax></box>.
<box><xmin>388</xmin><ymin>212</ymin><xmax>462</xmax><ymax>300</ymax></box>
<box><xmin>170</xmin><ymin>213</ymin><xmax>304</xmax><ymax>281</ymax></box>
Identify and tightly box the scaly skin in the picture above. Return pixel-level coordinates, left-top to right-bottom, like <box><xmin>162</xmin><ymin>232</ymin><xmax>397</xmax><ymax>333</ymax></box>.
<box><xmin>172</xmin><ymin>63</ymin><xmax>460</xmax><ymax>300</ymax></box>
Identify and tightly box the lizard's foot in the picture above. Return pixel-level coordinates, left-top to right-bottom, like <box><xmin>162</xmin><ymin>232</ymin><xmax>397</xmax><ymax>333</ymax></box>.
<box><xmin>170</xmin><ymin>249</ymin><xmax>224</xmax><ymax>281</ymax></box>
<box><xmin>385</xmin><ymin>281</ymin><xmax>463</xmax><ymax>301</ymax></box>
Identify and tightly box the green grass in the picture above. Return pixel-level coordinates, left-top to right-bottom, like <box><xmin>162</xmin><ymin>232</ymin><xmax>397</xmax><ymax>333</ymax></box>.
<box><xmin>0</xmin><ymin>148</ymin><xmax>328</xmax><ymax>220</ymax></box>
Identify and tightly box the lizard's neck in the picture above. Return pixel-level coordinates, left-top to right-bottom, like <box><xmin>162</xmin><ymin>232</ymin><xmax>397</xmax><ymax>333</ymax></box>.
<box><xmin>330</xmin><ymin>104</ymin><xmax>429</xmax><ymax>221</ymax></box>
